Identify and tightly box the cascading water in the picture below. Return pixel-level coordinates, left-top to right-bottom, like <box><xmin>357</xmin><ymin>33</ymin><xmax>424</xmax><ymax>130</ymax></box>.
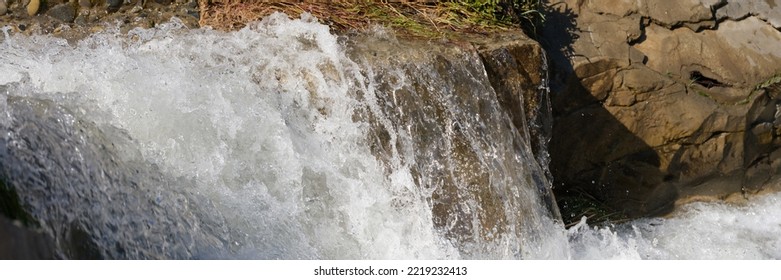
<box><xmin>0</xmin><ymin>14</ymin><xmax>566</xmax><ymax>259</ymax></box>
<box><xmin>1</xmin><ymin>13</ymin><xmax>781</xmax><ymax>260</ymax></box>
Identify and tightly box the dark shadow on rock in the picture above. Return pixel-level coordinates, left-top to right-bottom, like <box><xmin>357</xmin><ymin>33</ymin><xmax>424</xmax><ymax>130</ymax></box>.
<box><xmin>537</xmin><ymin>2</ymin><xmax>580</xmax><ymax>89</ymax></box>
<box><xmin>744</xmin><ymin>83</ymin><xmax>781</xmax><ymax>191</ymax></box>
<box><xmin>539</xmin><ymin>1</ymin><xmax>678</xmax><ymax>221</ymax></box>
<box><xmin>65</xmin><ymin>221</ymin><xmax>103</xmax><ymax>260</ymax></box>
<box><xmin>0</xmin><ymin>177</ymin><xmax>36</xmax><ymax>227</ymax></box>
<box><xmin>0</xmin><ymin>177</ymin><xmax>57</xmax><ymax>259</ymax></box>
<box><xmin>0</xmin><ymin>215</ymin><xmax>56</xmax><ymax>259</ymax></box>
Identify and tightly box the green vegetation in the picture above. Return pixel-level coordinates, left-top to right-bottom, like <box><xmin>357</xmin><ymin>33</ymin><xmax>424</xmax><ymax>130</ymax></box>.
<box><xmin>723</xmin><ymin>73</ymin><xmax>781</xmax><ymax>106</ymax></box>
<box><xmin>732</xmin><ymin>73</ymin><xmax>781</xmax><ymax>105</ymax></box>
<box><xmin>755</xmin><ymin>73</ymin><xmax>781</xmax><ymax>90</ymax></box>
<box><xmin>421</xmin><ymin>0</ymin><xmax>546</xmax><ymax>29</ymax></box>
<box><xmin>557</xmin><ymin>191</ymin><xmax>629</xmax><ymax>228</ymax></box>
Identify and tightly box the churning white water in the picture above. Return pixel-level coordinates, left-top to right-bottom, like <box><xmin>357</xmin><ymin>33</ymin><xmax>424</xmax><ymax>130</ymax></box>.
<box><xmin>569</xmin><ymin>190</ymin><xmax>781</xmax><ymax>259</ymax></box>
<box><xmin>1</xmin><ymin>14</ymin><xmax>459</xmax><ymax>259</ymax></box>
<box><xmin>1</xmin><ymin>14</ymin><xmax>780</xmax><ymax>259</ymax></box>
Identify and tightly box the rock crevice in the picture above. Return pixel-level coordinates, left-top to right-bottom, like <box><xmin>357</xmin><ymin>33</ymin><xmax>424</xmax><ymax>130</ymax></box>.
<box><xmin>544</xmin><ymin>0</ymin><xmax>781</xmax><ymax>218</ymax></box>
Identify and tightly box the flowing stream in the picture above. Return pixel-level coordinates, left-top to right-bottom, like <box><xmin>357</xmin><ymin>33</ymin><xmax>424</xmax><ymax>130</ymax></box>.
<box><xmin>0</xmin><ymin>14</ymin><xmax>779</xmax><ymax>259</ymax></box>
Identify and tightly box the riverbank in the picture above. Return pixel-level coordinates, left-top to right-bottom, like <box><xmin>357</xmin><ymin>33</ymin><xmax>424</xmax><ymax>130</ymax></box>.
<box><xmin>0</xmin><ymin>0</ymin><xmax>543</xmax><ymax>40</ymax></box>
<box><xmin>4</xmin><ymin>0</ymin><xmax>781</xmax><ymax>259</ymax></box>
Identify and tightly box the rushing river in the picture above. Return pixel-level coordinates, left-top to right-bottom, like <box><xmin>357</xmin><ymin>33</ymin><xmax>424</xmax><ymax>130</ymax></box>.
<box><xmin>0</xmin><ymin>14</ymin><xmax>779</xmax><ymax>259</ymax></box>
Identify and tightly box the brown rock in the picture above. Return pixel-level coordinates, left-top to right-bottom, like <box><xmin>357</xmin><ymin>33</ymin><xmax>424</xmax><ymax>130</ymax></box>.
<box><xmin>643</xmin><ymin>0</ymin><xmax>716</xmax><ymax>30</ymax></box>
<box><xmin>582</xmin><ymin>68</ymin><xmax>617</xmax><ymax>101</ymax></box>
<box><xmin>478</xmin><ymin>36</ymin><xmax>551</xmax><ymax>164</ymax></box>
<box><xmin>716</xmin><ymin>0</ymin><xmax>781</xmax><ymax>29</ymax></box>
<box><xmin>47</xmin><ymin>3</ymin><xmax>77</xmax><ymax>23</ymax></box>
<box><xmin>545</xmin><ymin>0</ymin><xmax>781</xmax><ymax>216</ymax></box>
<box><xmin>26</xmin><ymin>0</ymin><xmax>40</xmax><ymax>16</ymax></box>
<box><xmin>347</xmin><ymin>32</ymin><xmax>561</xmax><ymax>256</ymax></box>
<box><xmin>634</xmin><ymin>19</ymin><xmax>781</xmax><ymax>103</ymax></box>
<box><xmin>584</xmin><ymin>0</ymin><xmax>639</xmax><ymax>17</ymax></box>
<box><xmin>606</xmin><ymin>90</ymin><xmax>636</xmax><ymax>107</ymax></box>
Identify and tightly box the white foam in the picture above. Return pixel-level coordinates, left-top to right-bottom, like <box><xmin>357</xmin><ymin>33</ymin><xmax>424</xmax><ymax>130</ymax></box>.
<box><xmin>5</xmin><ymin>13</ymin><xmax>778</xmax><ymax>260</ymax></box>
<box><xmin>569</xmin><ymin>191</ymin><xmax>781</xmax><ymax>259</ymax></box>
<box><xmin>0</xmin><ymin>14</ymin><xmax>459</xmax><ymax>259</ymax></box>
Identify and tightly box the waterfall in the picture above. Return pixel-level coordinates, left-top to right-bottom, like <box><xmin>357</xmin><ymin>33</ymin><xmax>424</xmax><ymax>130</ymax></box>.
<box><xmin>0</xmin><ymin>14</ymin><xmax>568</xmax><ymax>259</ymax></box>
<box><xmin>5</xmin><ymin>13</ymin><xmax>780</xmax><ymax>260</ymax></box>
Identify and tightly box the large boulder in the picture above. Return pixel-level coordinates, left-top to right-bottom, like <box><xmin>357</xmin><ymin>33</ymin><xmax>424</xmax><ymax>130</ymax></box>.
<box><xmin>346</xmin><ymin>32</ymin><xmax>563</xmax><ymax>257</ymax></box>
<box><xmin>544</xmin><ymin>0</ymin><xmax>781</xmax><ymax>217</ymax></box>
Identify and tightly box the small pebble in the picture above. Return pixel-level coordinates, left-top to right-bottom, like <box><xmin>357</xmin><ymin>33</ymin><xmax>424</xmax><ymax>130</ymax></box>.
<box><xmin>48</xmin><ymin>3</ymin><xmax>77</xmax><ymax>23</ymax></box>
<box><xmin>79</xmin><ymin>0</ymin><xmax>92</xmax><ymax>8</ymax></box>
<box><xmin>107</xmin><ymin>0</ymin><xmax>122</xmax><ymax>12</ymax></box>
<box><xmin>26</xmin><ymin>0</ymin><xmax>40</xmax><ymax>16</ymax></box>
<box><xmin>0</xmin><ymin>0</ymin><xmax>11</xmax><ymax>16</ymax></box>
<box><xmin>74</xmin><ymin>14</ymin><xmax>88</xmax><ymax>26</ymax></box>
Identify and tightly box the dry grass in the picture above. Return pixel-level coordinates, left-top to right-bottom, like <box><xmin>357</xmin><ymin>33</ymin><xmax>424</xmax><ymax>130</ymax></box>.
<box><xmin>198</xmin><ymin>1</ymin><xmax>538</xmax><ymax>36</ymax></box>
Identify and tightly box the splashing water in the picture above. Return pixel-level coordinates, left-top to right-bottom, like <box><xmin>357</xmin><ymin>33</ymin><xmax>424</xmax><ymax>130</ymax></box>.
<box><xmin>569</xmin><ymin>190</ymin><xmax>781</xmax><ymax>259</ymax></box>
<box><xmin>1</xmin><ymin>14</ymin><xmax>780</xmax><ymax>259</ymax></box>
<box><xmin>0</xmin><ymin>14</ymin><xmax>567</xmax><ymax>259</ymax></box>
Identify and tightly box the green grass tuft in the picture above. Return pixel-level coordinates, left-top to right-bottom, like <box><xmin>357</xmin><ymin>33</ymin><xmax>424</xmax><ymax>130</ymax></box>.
<box><xmin>755</xmin><ymin>73</ymin><xmax>781</xmax><ymax>90</ymax></box>
<box><xmin>557</xmin><ymin>191</ymin><xmax>629</xmax><ymax>228</ymax></box>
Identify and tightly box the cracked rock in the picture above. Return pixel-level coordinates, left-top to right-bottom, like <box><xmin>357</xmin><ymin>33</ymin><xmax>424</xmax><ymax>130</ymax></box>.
<box><xmin>545</xmin><ymin>0</ymin><xmax>781</xmax><ymax>216</ymax></box>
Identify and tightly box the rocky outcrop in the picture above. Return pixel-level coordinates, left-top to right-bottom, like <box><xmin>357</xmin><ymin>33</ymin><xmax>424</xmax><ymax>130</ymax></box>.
<box><xmin>346</xmin><ymin>32</ymin><xmax>562</xmax><ymax>257</ymax></box>
<box><xmin>544</xmin><ymin>0</ymin><xmax>781</xmax><ymax>217</ymax></box>
<box><xmin>477</xmin><ymin>35</ymin><xmax>553</xmax><ymax>176</ymax></box>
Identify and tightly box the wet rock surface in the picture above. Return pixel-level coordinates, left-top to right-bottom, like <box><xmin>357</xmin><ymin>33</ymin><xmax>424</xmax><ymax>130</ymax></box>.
<box><xmin>345</xmin><ymin>32</ymin><xmax>560</xmax><ymax>257</ymax></box>
<box><xmin>0</xmin><ymin>92</ymin><xmax>224</xmax><ymax>259</ymax></box>
<box><xmin>0</xmin><ymin>216</ymin><xmax>56</xmax><ymax>259</ymax></box>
